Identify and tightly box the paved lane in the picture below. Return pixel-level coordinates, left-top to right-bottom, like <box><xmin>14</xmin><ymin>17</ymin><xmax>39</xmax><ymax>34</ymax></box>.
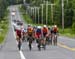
<box><xmin>58</xmin><ymin>36</ymin><xmax>75</xmax><ymax>48</ymax></box>
<box><xmin>0</xmin><ymin>6</ymin><xmax>21</xmax><ymax>59</ymax></box>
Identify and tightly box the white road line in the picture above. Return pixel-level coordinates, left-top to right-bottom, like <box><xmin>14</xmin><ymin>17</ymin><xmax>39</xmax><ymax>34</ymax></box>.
<box><xmin>10</xmin><ymin>14</ymin><xmax>26</xmax><ymax>59</ymax></box>
<box><xmin>19</xmin><ymin>51</ymin><xmax>26</xmax><ymax>59</ymax></box>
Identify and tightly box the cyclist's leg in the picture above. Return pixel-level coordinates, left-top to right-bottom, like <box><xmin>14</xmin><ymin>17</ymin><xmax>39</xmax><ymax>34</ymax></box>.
<box><xmin>42</xmin><ymin>39</ymin><xmax>46</xmax><ymax>50</ymax></box>
<box><xmin>53</xmin><ymin>32</ymin><xmax>57</xmax><ymax>45</ymax></box>
<box><xmin>53</xmin><ymin>33</ymin><xmax>55</xmax><ymax>45</ymax></box>
<box><xmin>17</xmin><ymin>37</ymin><xmax>21</xmax><ymax>50</ymax></box>
<box><xmin>27</xmin><ymin>34</ymin><xmax>30</xmax><ymax>41</ymax></box>
<box><xmin>28</xmin><ymin>34</ymin><xmax>33</xmax><ymax>51</ymax></box>
<box><xmin>55</xmin><ymin>33</ymin><xmax>57</xmax><ymax>45</ymax></box>
<box><xmin>38</xmin><ymin>40</ymin><xmax>41</xmax><ymax>51</ymax></box>
<box><xmin>50</xmin><ymin>33</ymin><xmax>53</xmax><ymax>45</ymax></box>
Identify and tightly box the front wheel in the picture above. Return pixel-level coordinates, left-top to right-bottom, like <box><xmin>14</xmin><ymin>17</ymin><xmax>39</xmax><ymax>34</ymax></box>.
<box><xmin>18</xmin><ymin>40</ymin><xmax>21</xmax><ymax>50</ymax></box>
<box><xmin>38</xmin><ymin>44</ymin><xmax>41</xmax><ymax>51</ymax></box>
<box><xmin>29</xmin><ymin>43</ymin><xmax>32</xmax><ymax>51</ymax></box>
<box><xmin>28</xmin><ymin>36</ymin><xmax>33</xmax><ymax>51</ymax></box>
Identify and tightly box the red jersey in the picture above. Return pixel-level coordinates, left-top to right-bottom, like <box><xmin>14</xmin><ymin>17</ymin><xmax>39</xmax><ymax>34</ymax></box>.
<box><xmin>16</xmin><ymin>29</ymin><xmax>21</xmax><ymax>38</ymax></box>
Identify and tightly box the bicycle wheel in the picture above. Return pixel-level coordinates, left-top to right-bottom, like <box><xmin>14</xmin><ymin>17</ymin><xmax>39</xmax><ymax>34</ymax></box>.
<box><xmin>38</xmin><ymin>43</ymin><xmax>41</xmax><ymax>51</ymax></box>
<box><xmin>53</xmin><ymin>35</ymin><xmax>57</xmax><ymax>46</ymax></box>
<box><xmin>18</xmin><ymin>40</ymin><xmax>21</xmax><ymax>50</ymax></box>
<box><xmin>29</xmin><ymin>43</ymin><xmax>32</xmax><ymax>51</ymax></box>
<box><xmin>28</xmin><ymin>37</ymin><xmax>33</xmax><ymax>51</ymax></box>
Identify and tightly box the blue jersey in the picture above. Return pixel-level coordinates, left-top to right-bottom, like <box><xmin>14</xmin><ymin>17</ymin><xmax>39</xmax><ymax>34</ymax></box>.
<box><xmin>36</xmin><ymin>29</ymin><xmax>41</xmax><ymax>33</ymax></box>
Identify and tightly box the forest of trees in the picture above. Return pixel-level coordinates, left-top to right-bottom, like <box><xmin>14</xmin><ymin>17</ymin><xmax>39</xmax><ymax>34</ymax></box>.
<box><xmin>0</xmin><ymin>0</ymin><xmax>23</xmax><ymax>20</ymax></box>
<box><xmin>24</xmin><ymin>0</ymin><xmax>75</xmax><ymax>28</ymax></box>
<box><xmin>0</xmin><ymin>0</ymin><xmax>75</xmax><ymax>31</ymax></box>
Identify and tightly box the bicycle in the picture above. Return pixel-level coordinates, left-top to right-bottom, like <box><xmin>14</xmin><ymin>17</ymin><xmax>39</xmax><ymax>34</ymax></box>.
<box><xmin>18</xmin><ymin>39</ymin><xmax>22</xmax><ymax>50</ymax></box>
<box><xmin>37</xmin><ymin>36</ymin><xmax>46</xmax><ymax>51</ymax></box>
<box><xmin>53</xmin><ymin>33</ymin><xmax>58</xmax><ymax>46</ymax></box>
<box><xmin>27</xmin><ymin>35</ymin><xmax>34</xmax><ymax>51</ymax></box>
<box><xmin>16</xmin><ymin>36</ymin><xmax>22</xmax><ymax>50</ymax></box>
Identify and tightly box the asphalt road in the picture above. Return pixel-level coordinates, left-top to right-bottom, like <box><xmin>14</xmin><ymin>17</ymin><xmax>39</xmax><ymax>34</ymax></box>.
<box><xmin>0</xmin><ymin>5</ymin><xmax>75</xmax><ymax>59</ymax></box>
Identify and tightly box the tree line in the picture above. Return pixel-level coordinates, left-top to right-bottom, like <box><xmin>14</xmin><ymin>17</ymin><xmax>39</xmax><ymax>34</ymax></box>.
<box><xmin>0</xmin><ymin>0</ymin><xmax>23</xmax><ymax>20</ymax></box>
<box><xmin>0</xmin><ymin>0</ymin><xmax>75</xmax><ymax>32</ymax></box>
<box><xmin>23</xmin><ymin>0</ymin><xmax>75</xmax><ymax>29</ymax></box>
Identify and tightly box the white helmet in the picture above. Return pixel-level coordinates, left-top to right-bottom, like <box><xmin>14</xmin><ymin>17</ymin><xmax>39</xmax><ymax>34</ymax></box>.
<box><xmin>37</xmin><ymin>26</ymin><xmax>41</xmax><ymax>29</ymax></box>
<box><xmin>43</xmin><ymin>25</ymin><xmax>46</xmax><ymax>27</ymax></box>
<box><xmin>28</xmin><ymin>24</ymin><xmax>31</xmax><ymax>27</ymax></box>
<box><xmin>54</xmin><ymin>25</ymin><xmax>57</xmax><ymax>27</ymax></box>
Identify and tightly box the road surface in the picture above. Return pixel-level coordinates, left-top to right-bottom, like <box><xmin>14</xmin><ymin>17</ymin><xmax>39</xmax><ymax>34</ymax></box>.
<box><xmin>0</xmin><ymin>5</ymin><xmax>75</xmax><ymax>59</ymax></box>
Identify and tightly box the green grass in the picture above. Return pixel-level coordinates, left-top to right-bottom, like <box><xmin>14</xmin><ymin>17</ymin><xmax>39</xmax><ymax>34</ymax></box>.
<box><xmin>59</xmin><ymin>28</ymin><xmax>75</xmax><ymax>38</ymax></box>
<box><xmin>23</xmin><ymin>14</ymin><xmax>33</xmax><ymax>24</ymax></box>
<box><xmin>0</xmin><ymin>20</ymin><xmax>9</xmax><ymax>43</ymax></box>
<box><xmin>0</xmin><ymin>10</ymin><xmax>9</xmax><ymax>44</ymax></box>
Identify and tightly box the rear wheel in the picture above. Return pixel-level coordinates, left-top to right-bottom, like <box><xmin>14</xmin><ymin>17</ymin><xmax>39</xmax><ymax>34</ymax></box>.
<box><xmin>29</xmin><ymin>43</ymin><xmax>32</xmax><ymax>51</ymax></box>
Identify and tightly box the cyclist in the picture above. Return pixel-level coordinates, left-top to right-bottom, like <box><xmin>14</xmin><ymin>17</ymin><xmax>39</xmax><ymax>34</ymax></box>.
<box><xmin>46</xmin><ymin>26</ymin><xmax>51</xmax><ymax>45</ymax></box>
<box><xmin>33</xmin><ymin>26</ymin><xmax>37</xmax><ymax>40</ymax></box>
<box><xmin>53</xmin><ymin>25</ymin><xmax>58</xmax><ymax>45</ymax></box>
<box><xmin>27</xmin><ymin>24</ymin><xmax>34</xmax><ymax>50</ymax></box>
<box><xmin>35</xmin><ymin>26</ymin><xmax>43</xmax><ymax>50</ymax></box>
<box><xmin>42</xmin><ymin>25</ymin><xmax>48</xmax><ymax>38</ymax></box>
<box><xmin>15</xmin><ymin>26</ymin><xmax>22</xmax><ymax>50</ymax></box>
<box><xmin>49</xmin><ymin>26</ymin><xmax>54</xmax><ymax>45</ymax></box>
<box><xmin>27</xmin><ymin>24</ymin><xmax>33</xmax><ymax>39</ymax></box>
<box><xmin>35</xmin><ymin>26</ymin><xmax>42</xmax><ymax>43</ymax></box>
<box><xmin>42</xmin><ymin>25</ymin><xmax>49</xmax><ymax>44</ymax></box>
<box><xmin>20</xmin><ymin>23</ymin><xmax>25</xmax><ymax>42</ymax></box>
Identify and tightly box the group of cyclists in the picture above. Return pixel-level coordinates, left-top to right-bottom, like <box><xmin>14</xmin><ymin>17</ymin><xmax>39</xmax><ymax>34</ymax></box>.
<box><xmin>15</xmin><ymin>22</ymin><xmax>58</xmax><ymax>51</ymax></box>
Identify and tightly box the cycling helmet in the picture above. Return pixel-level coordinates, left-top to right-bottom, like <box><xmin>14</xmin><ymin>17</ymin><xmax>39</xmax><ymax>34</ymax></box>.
<box><xmin>54</xmin><ymin>25</ymin><xmax>57</xmax><ymax>27</ymax></box>
<box><xmin>43</xmin><ymin>25</ymin><xmax>46</xmax><ymax>27</ymax></box>
<box><xmin>37</xmin><ymin>26</ymin><xmax>41</xmax><ymax>29</ymax></box>
<box><xmin>28</xmin><ymin>24</ymin><xmax>31</xmax><ymax>27</ymax></box>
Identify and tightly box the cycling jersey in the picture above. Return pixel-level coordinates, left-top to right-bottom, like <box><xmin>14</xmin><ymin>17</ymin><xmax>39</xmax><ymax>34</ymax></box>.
<box><xmin>36</xmin><ymin>29</ymin><xmax>42</xmax><ymax>38</ymax></box>
<box><xmin>53</xmin><ymin>27</ymin><xmax>58</xmax><ymax>33</ymax></box>
<box><xmin>42</xmin><ymin>27</ymin><xmax>48</xmax><ymax>37</ymax></box>
<box><xmin>16</xmin><ymin>29</ymin><xmax>22</xmax><ymax>38</ymax></box>
<box><xmin>27</xmin><ymin>27</ymin><xmax>33</xmax><ymax>36</ymax></box>
<box><xmin>27</xmin><ymin>27</ymin><xmax>33</xmax><ymax>33</ymax></box>
<box><xmin>42</xmin><ymin>28</ymin><xmax>48</xmax><ymax>33</ymax></box>
<box><xmin>36</xmin><ymin>29</ymin><xmax>41</xmax><ymax>34</ymax></box>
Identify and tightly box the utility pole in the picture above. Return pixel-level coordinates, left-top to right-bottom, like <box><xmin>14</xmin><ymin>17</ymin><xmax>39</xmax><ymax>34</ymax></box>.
<box><xmin>46</xmin><ymin>1</ymin><xmax>48</xmax><ymax>25</ymax></box>
<box><xmin>30</xmin><ymin>7</ymin><xmax>35</xmax><ymax>20</ymax></box>
<box><xmin>31</xmin><ymin>7</ymin><xmax>35</xmax><ymax>21</ymax></box>
<box><xmin>44</xmin><ymin>1</ymin><xmax>55</xmax><ymax>25</ymax></box>
<box><xmin>40</xmin><ymin>4</ymin><xmax>44</xmax><ymax>24</ymax></box>
<box><xmin>23</xmin><ymin>0</ymin><xmax>26</xmax><ymax>4</ymax></box>
<box><xmin>30</xmin><ymin>7</ymin><xmax>33</xmax><ymax>16</ymax></box>
<box><xmin>37</xmin><ymin>7</ymin><xmax>40</xmax><ymax>24</ymax></box>
<box><xmin>51</xmin><ymin>4</ymin><xmax>55</xmax><ymax>23</ymax></box>
<box><xmin>67</xmin><ymin>0</ymin><xmax>68</xmax><ymax>5</ymax></box>
<box><xmin>62</xmin><ymin>0</ymin><xmax>64</xmax><ymax>31</ymax></box>
<box><xmin>34</xmin><ymin>7</ymin><xmax>37</xmax><ymax>24</ymax></box>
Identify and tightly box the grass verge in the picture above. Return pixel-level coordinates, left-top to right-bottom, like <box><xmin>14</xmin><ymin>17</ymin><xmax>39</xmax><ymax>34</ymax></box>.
<box><xmin>59</xmin><ymin>28</ymin><xmax>75</xmax><ymax>38</ymax></box>
<box><xmin>0</xmin><ymin>10</ymin><xmax>9</xmax><ymax>44</ymax></box>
